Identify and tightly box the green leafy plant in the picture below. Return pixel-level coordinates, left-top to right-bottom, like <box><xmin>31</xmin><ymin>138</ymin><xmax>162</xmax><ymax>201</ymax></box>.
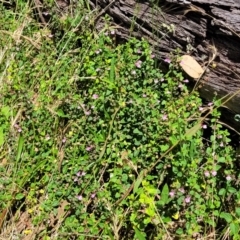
<box><xmin>0</xmin><ymin>1</ymin><xmax>240</xmax><ymax>239</ymax></box>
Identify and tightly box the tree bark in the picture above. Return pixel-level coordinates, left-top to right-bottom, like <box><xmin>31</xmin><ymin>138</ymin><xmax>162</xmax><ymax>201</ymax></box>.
<box><xmin>92</xmin><ymin>0</ymin><xmax>240</xmax><ymax>130</ymax></box>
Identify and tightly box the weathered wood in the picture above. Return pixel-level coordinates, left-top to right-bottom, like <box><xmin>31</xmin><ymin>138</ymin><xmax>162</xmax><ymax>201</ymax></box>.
<box><xmin>92</xmin><ymin>0</ymin><xmax>240</xmax><ymax>130</ymax></box>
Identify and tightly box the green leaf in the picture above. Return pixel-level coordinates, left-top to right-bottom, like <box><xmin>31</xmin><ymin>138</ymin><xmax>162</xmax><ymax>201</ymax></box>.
<box><xmin>218</xmin><ymin>188</ymin><xmax>226</xmax><ymax>195</ymax></box>
<box><xmin>133</xmin><ymin>128</ymin><xmax>142</xmax><ymax>135</ymax></box>
<box><xmin>133</xmin><ymin>171</ymin><xmax>144</xmax><ymax>194</ymax></box>
<box><xmin>110</xmin><ymin>55</ymin><xmax>115</xmax><ymax>82</ymax></box>
<box><xmin>134</xmin><ymin>228</ymin><xmax>146</xmax><ymax>240</ymax></box>
<box><xmin>218</xmin><ymin>157</ymin><xmax>225</xmax><ymax>163</ymax></box>
<box><xmin>56</xmin><ymin>109</ymin><xmax>68</xmax><ymax>117</ymax></box>
<box><xmin>169</xmin><ymin>136</ymin><xmax>178</xmax><ymax>145</ymax></box>
<box><xmin>228</xmin><ymin>187</ymin><xmax>237</xmax><ymax>193</ymax></box>
<box><xmin>1</xmin><ymin>106</ymin><xmax>10</xmax><ymax>118</ymax></box>
<box><xmin>230</xmin><ymin>222</ymin><xmax>239</xmax><ymax>235</ymax></box>
<box><xmin>213</xmin><ymin>210</ymin><xmax>220</xmax><ymax>217</ymax></box>
<box><xmin>102</xmin><ymin>78</ymin><xmax>116</xmax><ymax>89</ymax></box>
<box><xmin>51</xmin><ymin>200</ymin><xmax>60</xmax><ymax>207</ymax></box>
<box><xmin>185</xmin><ymin>121</ymin><xmax>202</xmax><ymax>139</ymax></box>
<box><xmin>0</xmin><ymin>127</ymin><xmax>4</xmax><ymax>146</ymax></box>
<box><xmin>176</xmin><ymin>228</ymin><xmax>183</xmax><ymax>235</ymax></box>
<box><xmin>160</xmin><ymin>184</ymin><xmax>169</xmax><ymax>205</ymax></box>
<box><xmin>145</xmin><ymin>207</ymin><xmax>155</xmax><ymax>217</ymax></box>
<box><xmin>160</xmin><ymin>144</ymin><xmax>169</xmax><ymax>152</ymax></box>
<box><xmin>189</xmin><ymin>140</ymin><xmax>195</xmax><ymax>159</ymax></box>
<box><xmin>15</xmin><ymin>193</ymin><xmax>25</xmax><ymax>200</ymax></box>
<box><xmin>236</xmin><ymin>208</ymin><xmax>240</xmax><ymax>217</ymax></box>
<box><xmin>220</xmin><ymin>212</ymin><xmax>232</xmax><ymax>223</ymax></box>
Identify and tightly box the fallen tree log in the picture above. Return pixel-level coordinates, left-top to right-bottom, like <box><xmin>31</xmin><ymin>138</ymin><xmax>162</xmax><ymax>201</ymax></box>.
<box><xmin>91</xmin><ymin>0</ymin><xmax>240</xmax><ymax>130</ymax></box>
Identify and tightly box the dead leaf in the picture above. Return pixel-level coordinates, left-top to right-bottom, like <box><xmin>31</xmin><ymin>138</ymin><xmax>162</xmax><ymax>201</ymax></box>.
<box><xmin>15</xmin><ymin>211</ymin><xmax>32</xmax><ymax>232</ymax></box>
<box><xmin>58</xmin><ymin>148</ymin><xmax>65</xmax><ymax>172</ymax></box>
<box><xmin>0</xmin><ymin>208</ymin><xmax>7</xmax><ymax>230</ymax></box>
<box><xmin>180</xmin><ymin>55</ymin><xmax>204</xmax><ymax>79</ymax></box>
<box><xmin>0</xmin><ymin>158</ymin><xmax>8</xmax><ymax>166</ymax></box>
<box><xmin>57</xmin><ymin>200</ymin><xmax>69</xmax><ymax>220</ymax></box>
<box><xmin>53</xmin><ymin>200</ymin><xmax>70</xmax><ymax>235</ymax></box>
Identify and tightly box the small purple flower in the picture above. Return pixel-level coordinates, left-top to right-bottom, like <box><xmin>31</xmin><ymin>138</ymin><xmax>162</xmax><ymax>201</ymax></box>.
<box><xmin>226</xmin><ymin>175</ymin><xmax>232</xmax><ymax>181</ymax></box>
<box><xmin>185</xmin><ymin>196</ymin><xmax>191</xmax><ymax>203</ymax></box>
<box><xmin>183</xmin><ymin>79</ymin><xmax>189</xmax><ymax>83</ymax></box>
<box><xmin>104</xmin><ymin>32</ymin><xmax>108</xmax><ymax>36</ymax></box>
<box><xmin>164</xmin><ymin>58</ymin><xmax>171</xmax><ymax>64</ymax></box>
<box><xmin>42</xmin><ymin>12</ymin><xmax>49</xmax><ymax>16</ymax></box>
<box><xmin>110</xmin><ymin>30</ymin><xmax>115</xmax><ymax>35</ymax></box>
<box><xmin>169</xmin><ymin>191</ymin><xmax>175</xmax><ymax>198</ymax></box>
<box><xmin>95</xmin><ymin>49</ymin><xmax>102</xmax><ymax>54</ymax></box>
<box><xmin>178</xmin><ymin>84</ymin><xmax>184</xmax><ymax>88</ymax></box>
<box><xmin>179</xmin><ymin>188</ymin><xmax>185</xmax><ymax>194</ymax></box>
<box><xmin>199</xmin><ymin>107</ymin><xmax>204</xmax><ymax>112</ymax></box>
<box><xmin>131</xmin><ymin>70</ymin><xmax>136</xmax><ymax>75</ymax></box>
<box><xmin>91</xmin><ymin>193</ymin><xmax>96</xmax><ymax>199</ymax></box>
<box><xmin>86</xmin><ymin>145</ymin><xmax>94</xmax><ymax>151</ymax></box>
<box><xmin>211</xmin><ymin>170</ymin><xmax>217</xmax><ymax>176</ymax></box>
<box><xmin>202</xmin><ymin>124</ymin><xmax>207</xmax><ymax>129</ymax></box>
<box><xmin>92</xmin><ymin>94</ymin><xmax>99</xmax><ymax>100</ymax></box>
<box><xmin>85</xmin><ymin>111</ymin><xmax>91</xmax><ymax>116</ymax></box>
<box><xmin>208</xmin><ymin>102</ymin><xmax>213</xmax><ymax>106</ymax></box>
<box><xmin>160</xmin><ymin>78</ymin><xmax>165</xmax><ymax>82</ymax></box>
<box><xmin>150</xmin><ymin>54</ymin><xmax>155</xmax><ymax>59</ymax></box>
<box><xmin>62</xmin><ymin>137</ymin><xmax>67</xmax><ymax>143</ymax></box>
<box><xmin>135</xmin><ymin>60</ymin><xmax>142</xmax><ymax>68</ymax></box>
<box><xmin>220</xmin><ymin>142</ymin><xmax>224</xmax><ymax>147</ymax></box>
<box><xmin>14</xmin><ymin>124</ymin><xmax>22</xmax><ymax>132</ymax></box>
<box><xmin>204</xmin><ymin>171</ymin><xmax>210</xmax><ymax>177</ymax></box>
<box><xmin>81</xmin><ymin>171</ymin><xmax>86</xmax><ymax>176</ymax></box>
<box><xmin>142</xmin><ymin>94</ymin><xmax>147</xmax><ymax>98</ymax></box>
<box><xmin>76</xmin><ymin>195</ymin><xmax>83</xmax><ymax>201</ymax></box>
<box><xmin>162</xmin><ymin>114</ymin><xmax>168</xmax><ymax>121</ymax></box>
<box><xmin>74</xmin><ymin>177</ymin><xmax>78</xmax><ymax>182</ymax></box>
<box><xmin>76</xmin><ymin>171</ymin><xmax>81</xmax><ymax>177</ymax></box>
<box><xmin>137</xmin><ymin>49</ymin><xmax>142</xmax><ymax>54</ymax></box>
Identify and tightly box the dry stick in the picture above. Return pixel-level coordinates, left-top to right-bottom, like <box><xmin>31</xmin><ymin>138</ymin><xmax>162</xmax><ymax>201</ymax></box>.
<box><xmin>191</xmin><ymin>40</ymin><xmax>217</xmax><ymax>93</ymax></box>
<box><xmin>0</xmin><ymin>30</ymin><xmax>41</xmax><ymax>49</ymax></box>
<box><xmin>94</xmin><ymin>0</ymin><xmax>117</xmax><ymax>22</ymax></box>
<box><xmin>33</xmin><ymin>0</ymin><xmax>48</xmax><ymax>26</ymax></box>
<box><xmin>0</xmin><ymin>208</ymin><xmax>8</xmax><ymax>231</ymax></box>
<box><xmin>96</xmin><ymin>106</ymin><xmax>121</xmax><ymax>164</ymax></box>
<box><xmin>217</xmin><ymin>120</ymin><xmax>240</xmax><ymax>136</ymax></box>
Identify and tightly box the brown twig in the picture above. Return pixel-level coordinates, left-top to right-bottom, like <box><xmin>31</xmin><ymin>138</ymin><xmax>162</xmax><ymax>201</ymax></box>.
<box><xmin>94</xmin><ymin>0</ymin><xmax>117</xmax><ymax>23</ymax></box>
<box><xmin>33</xmin><ymin>0</ymin><xmax>48</xmax><ymax>26</ymax></box>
